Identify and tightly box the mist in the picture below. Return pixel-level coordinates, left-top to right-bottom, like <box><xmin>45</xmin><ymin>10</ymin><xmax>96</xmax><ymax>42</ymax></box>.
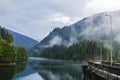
<box><xmin>34</xmin><ymin>10</ymin><xmax>120</xmax><ymax>51</ymax></box>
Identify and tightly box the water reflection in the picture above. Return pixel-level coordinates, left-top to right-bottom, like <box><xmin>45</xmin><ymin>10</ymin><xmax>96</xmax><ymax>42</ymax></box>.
<box><xmin>0</xmin><ymin>66</ymin><xmax>15</xmax><ymax>80</ymax></box>
<box><xmin>0</xmin><ymin>58</ymin><xmax>82</xmax><ymax>80</ymax></box>
<box><xmin>0</xmin><ymin>62</ymin><xmax>27</xmax><ymax>80</ymax></box>
<box><xmin>29</xmin><ymin>58</ymin><xmax>82</xmax><ymax>80</ymax></box>
<box><xmin>13</xmin><ymin>66</ymin><xmax>44</xmax><ymax>80</ymax></box>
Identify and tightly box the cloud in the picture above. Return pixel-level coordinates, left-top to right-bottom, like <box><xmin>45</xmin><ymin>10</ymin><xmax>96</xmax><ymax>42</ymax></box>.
<box><xmin>80</xmin><ymin>10</ymin><xmax>120</xmax><ymax>45</ymax></box>
<box><xmin>0</xmin><ymin>0</ymin><xmax>120</xmax><ymax>41</ymax></box>
<box><xmin>42</xmin><ymin>36</ymin><xmax>62</xmax><ymax>48</ymax></box>
<box><xmin>85</xmin><ymin>0</ymin><xmax>120</xmax><ymax>14</ymax></box>
<box><xmin>49</xmin><ymin>36</ymin><xmax>62</xmax><ymax>46</ymax></box>
<box><xmin>0</xmin><ymin>0</ymin><xmax>14</xmax><ymax>13</ymax></box>
<box><xmin>51</xmin><ymin>13</ymin><xmax>70</xmax><ymax>24</ymax></box>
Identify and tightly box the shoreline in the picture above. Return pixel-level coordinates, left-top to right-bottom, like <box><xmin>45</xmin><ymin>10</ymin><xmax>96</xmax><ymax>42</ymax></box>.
<box><xmin>0</xmin><ymin>62</ymin><xmax>16</xmax><ymax>66</ymax></box>
<box><xmin>29</xmin><ymin>57</ymin><xmax>88</xmax><ymax>64</ymax></box>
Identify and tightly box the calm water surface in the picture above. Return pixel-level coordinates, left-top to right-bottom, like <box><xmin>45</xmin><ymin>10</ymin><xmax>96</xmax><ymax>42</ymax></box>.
<box><xmin>0</xmin><ymin>57</ymin><xmax>82</xmax><ymax>80</ymax></box>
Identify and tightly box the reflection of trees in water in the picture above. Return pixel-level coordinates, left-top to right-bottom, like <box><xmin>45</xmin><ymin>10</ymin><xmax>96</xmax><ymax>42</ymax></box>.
<box><xmin>15</xmin><ymin>61</ymin><xmax>27</xmax><ymax>73</ymax></box>
<box><xmin>0</xmin><ymin>61</ymin><xmax>27</xmax><ymax>80</ymax></box>
<box><xmin>29</xmin><ymin>60</ymin><xmax>82</xmax><ymax>80</ymax></box>
<box><xmin>0</xmin><ymin>66</ymin><xmax>15</xmax><ymax>80</ymax></box>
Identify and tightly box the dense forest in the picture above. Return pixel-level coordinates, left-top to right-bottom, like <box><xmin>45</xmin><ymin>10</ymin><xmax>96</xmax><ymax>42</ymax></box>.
<box><xmin>40</xmin><ymin>40</ymin><xmax>111</xmax><ymax>61</ymax></box>
<box><xmin>0</xmin><ymin>26</ymin><xmax>28</xmax><ymax>63</ymax></box>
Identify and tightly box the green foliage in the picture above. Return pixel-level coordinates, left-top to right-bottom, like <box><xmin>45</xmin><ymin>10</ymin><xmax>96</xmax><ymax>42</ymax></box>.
<box><xmin>0</xmin><ymin>39</ymin><xmax>18</xmax><ymax>62</ymax></box>
<box><xmin>40</xmin><ymin>40</ymin><xmax>109</xmax><ymax>60</ymax></box>
<box><xmin>41</xmin><ymin>45</ymin><xmax>67</xmax><ymax>59</ymax></box>
<box><xmin>112</xmin><ymin>41</ymin><xmax>120</xmax><ymax>61</ymax></box>
<box><xmin>5</xmin><ymin>34</ymin><xmax>13</xmax><ymax>43</ymax></box>
<box><xmin>0</xmin><ymin>28</ymin><xmax>8</xmax><ymax>39</ymax></box>
<box><xmin>0</xmin><ymin>27</ymin><xmax>28</xmax><ymax>63</ymax></box>
<box><xmin>0</xmin><ymin>28</ymin><xmax>13</xmax><ymax>43</ymax></box>
<box><xmin>17</xmin><ymin>47</ymin><xmax>28</xmax><ymax>61</ymax></box>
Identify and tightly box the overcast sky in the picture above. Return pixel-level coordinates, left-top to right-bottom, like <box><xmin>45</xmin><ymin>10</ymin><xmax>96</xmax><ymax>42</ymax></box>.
<box><xmin>0</xmin><ymin>0</ymin><xmax>120</xmax><ymax>41</ymax></box>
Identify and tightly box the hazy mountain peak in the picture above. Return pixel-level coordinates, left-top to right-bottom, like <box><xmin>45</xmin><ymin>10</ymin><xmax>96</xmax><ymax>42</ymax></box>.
<box><xmin>30</xmin><ymin>10</ymin><xmax>120</xmax><ymax>54</ymax></box>
<box><xmin>8</xmin><ymin>30</ymin><xmax>39</xmax><ymax>50</ymax></box>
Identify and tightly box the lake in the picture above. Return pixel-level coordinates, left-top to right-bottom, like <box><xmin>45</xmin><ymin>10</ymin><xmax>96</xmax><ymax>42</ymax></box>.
<box><xmin>0</xmin><ymin>57</ymin><xmax>82</xmax><ymax>80</ymax></box>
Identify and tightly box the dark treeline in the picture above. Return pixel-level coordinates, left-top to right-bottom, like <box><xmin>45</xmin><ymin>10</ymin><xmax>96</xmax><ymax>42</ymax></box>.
<box><xmin>0</xmin><ymin>27</ymin><xmax>28</xmax><ymax>63</ymax></box>
<box><xmin>40</xmin><ymin>40</ymin><xmax>110</xmax><ymax>60</ymax></box>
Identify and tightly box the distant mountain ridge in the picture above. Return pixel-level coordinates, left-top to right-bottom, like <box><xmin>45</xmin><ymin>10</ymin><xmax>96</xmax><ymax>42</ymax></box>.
<box><xmin>30</xmin><ymin>10</ymin><xmax>120</xmax><ymax>55</ymax></box>
<box><xmin>8</xmin><ymin>30</ymin><xmax>39</xmax><ymax>50</ymax></box>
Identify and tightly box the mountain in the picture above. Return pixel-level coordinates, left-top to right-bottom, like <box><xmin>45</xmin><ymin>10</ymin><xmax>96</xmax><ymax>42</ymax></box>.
<box><xmin>8</xmin><ymin>30</ymin><xmax>39</xmax><ymax>50</ymax></box>
<box><xmin>30</xmin><ymin>10</ymin><xmax>120</xmax><ymax>55</ymax></box>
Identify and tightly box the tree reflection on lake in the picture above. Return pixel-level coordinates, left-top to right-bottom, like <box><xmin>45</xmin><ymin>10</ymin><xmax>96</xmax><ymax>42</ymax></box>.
<box><xmin>29</xmin><ymin>58</ymin><xmax>82</xmax><ymax>80</ymax></box>
<box><xmin>0</xmin><ymin>62</ymin><xmax>27</xmax><ymax>80</ymax></box>
<box><xmin>0</xmin><ymin>58</ymin><xmax>82</xmax><ymax>80</ymax></box>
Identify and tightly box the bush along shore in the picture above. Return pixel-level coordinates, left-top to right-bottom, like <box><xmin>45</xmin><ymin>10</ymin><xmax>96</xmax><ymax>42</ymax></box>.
<box><xmin>0</xmin><ymin>27</ymin><xmax>28</xmax><ymax>66</ymax></box>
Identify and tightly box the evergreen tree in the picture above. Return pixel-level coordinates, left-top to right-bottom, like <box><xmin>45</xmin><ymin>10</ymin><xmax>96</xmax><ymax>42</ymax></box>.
<box><xmin>40</xmin><ymin>40</ymin><xmax>110</xmax><ymax>61</ymax></box>
<box><xmin>0</xmin><ymin>27</ymin><xmax>28</xmax><ymax>63</ymax></box>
